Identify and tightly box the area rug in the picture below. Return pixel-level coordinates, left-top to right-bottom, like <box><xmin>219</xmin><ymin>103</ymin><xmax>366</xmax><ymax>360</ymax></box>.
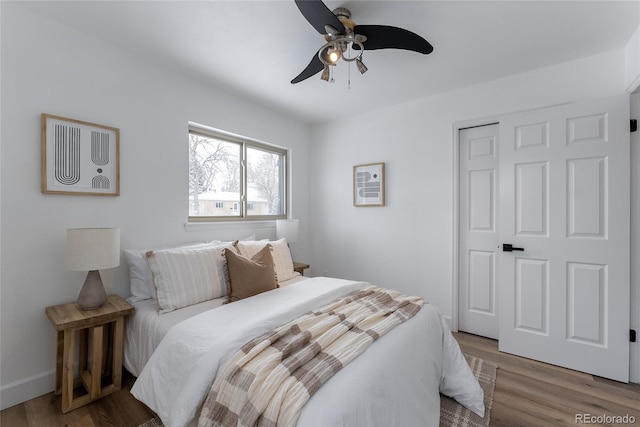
<box><xmin>139</xmin><ymin>355</ymin><xmax>498</xmax><ymax>427</ymax></box>
<box><xmin>440</xmin><ymin>355</ymin><xmax>498</xmax><ymax>427</ymax></box>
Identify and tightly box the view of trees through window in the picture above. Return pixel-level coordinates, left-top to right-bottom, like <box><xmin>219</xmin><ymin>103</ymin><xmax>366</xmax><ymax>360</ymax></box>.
<box><xmin>188</xmin><ymin>127</ymin><xmax>286</xmax><ymax>220</ymax></box>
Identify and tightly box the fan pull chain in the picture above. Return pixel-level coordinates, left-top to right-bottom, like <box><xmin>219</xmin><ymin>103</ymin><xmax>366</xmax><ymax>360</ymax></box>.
<box><xmin>348</xmin><ymin>47</ymin><xmax>352</xmax><ymax>89</ymax></box>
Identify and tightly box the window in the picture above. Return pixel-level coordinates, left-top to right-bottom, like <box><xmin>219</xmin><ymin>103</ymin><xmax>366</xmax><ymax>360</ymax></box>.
<box><xmin>188</xmin><ymin>123</ymin><xmax>287</xmax><ymax>221</ymax></box>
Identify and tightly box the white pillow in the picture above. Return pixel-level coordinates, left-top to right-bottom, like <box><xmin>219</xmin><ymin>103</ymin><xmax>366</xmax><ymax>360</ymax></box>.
<box><xmin>234</xmin><ymin>238</ymin><xmax>296</xmax><ymax>283</ymax></box>
<box><xmin>146</xmin><ymin>242</ymin><xmax>234</xmax><ymax>314</ymax></box>
<box><xmin>124</xmin><ymin>241</ymin><xmax>215</xmax><ymax>302</ymax></box>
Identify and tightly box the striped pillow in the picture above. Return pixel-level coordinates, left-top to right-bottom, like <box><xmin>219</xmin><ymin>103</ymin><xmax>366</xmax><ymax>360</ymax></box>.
<box><xmin>146</xmin><ymin>242</ymin><xmax>234</xmax><ymax>314</ymax></box>
<box><xmin>124</xmin><ymin>241</ymin><xmax>214</xmax><ymax>302</ymax></box>
<box><xmin>234</xmin><ymin>238</ymin><xmax>296</xmax><ymax>283</ymax></box>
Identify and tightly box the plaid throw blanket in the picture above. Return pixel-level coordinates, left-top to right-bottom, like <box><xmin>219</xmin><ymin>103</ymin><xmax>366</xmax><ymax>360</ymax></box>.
<box><xmin>198</xmin><ymin>286</ymin><xmax>425</xmax><ymax>427</ymax></box>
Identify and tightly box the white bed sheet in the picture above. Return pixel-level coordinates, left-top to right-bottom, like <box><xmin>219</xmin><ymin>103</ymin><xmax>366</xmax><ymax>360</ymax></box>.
<box><xmin>131</xmin><ymin>277</ymin><xmax>484</xmax><ymax>427</ymax></box>
<box><xmin>124</xmin><ymin>276</ymin><xmax>308</xmax><ymax>377</ymax></box>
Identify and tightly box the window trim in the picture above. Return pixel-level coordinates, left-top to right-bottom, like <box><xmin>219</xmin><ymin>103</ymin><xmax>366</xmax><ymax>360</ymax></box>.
<box><xmin>188</xmin><ymin>122</ymin><xmax>288</xmax><ymax>222</ymax></box>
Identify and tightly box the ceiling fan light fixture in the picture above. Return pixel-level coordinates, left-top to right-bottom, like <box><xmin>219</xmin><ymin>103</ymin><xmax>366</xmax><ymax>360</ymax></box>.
<box><xmin>327</xmin><ymin>46</ymin><xmax>342</xmax><ymax>64</ymax></box>
<box><xmin>321</xmin><ymin>64</ymin><xmax>330</xmax><ymax>81</ymax></box>
<box><xmin>356</xmin><ymin>58</ymin><xmax>368</xmax><ymax>75</ymax></box>
<box><xmin>319</xmin><ymin>44</ymin><xmax>340</xmax><ymax>65</ymax></box>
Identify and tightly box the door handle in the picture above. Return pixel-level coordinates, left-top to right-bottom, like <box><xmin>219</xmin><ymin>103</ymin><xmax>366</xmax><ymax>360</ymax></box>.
<box><xmin>503</xmin><ymin>244</ymin><xmax>524</xmax><ymax>252</ymax></box>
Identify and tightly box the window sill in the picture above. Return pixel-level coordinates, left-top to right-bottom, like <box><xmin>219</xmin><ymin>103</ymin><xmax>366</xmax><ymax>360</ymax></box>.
<box><xmin>184</xmin><ymin>220</ymin><xmax>276</xmax><ymax>232</ymax></box>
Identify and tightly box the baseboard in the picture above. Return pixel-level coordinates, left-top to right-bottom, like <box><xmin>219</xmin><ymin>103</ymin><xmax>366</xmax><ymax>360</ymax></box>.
<box><xmin>0</xmin><ymin>370</ymin><xmax>54</xmax><ymax>410</ymax></box>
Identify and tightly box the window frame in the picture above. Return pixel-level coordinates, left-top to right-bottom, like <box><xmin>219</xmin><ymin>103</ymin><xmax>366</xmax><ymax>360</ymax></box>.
<box><xmin>188</xmin><ymin>123</ymin><xmax>288</xmax><ymax>222</ymax></box>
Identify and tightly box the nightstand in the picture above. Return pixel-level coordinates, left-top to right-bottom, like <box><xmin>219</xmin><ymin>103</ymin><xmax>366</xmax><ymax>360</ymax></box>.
<box><xmin>293</xmin><ymin>261</ymin><xmax>310</xmax><ymax>276</ymax></box>
<box><xmin>45</xmin><ymin>295</ymin><xmax>134</xmax><ymax>413</ymax></box>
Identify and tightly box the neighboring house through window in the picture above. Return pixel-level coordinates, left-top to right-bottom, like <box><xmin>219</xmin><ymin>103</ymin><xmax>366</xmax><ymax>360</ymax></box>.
<box><xmin>188</xmin><ymin>123</ymin><xmax>287</xmax><ymax>221</ymax></box>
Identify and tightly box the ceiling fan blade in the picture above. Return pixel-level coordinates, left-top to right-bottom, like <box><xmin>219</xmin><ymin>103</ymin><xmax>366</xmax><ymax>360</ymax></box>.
<box><xmin>294</xmin><ymin>0</ymin><xmax>345</xmax><ymax>35</ymax></box>
<box><xmin>291</xmin><ymin>52</ymin><xmax>324</xmax><ymax>84</ymax></box>
<box><xmin>353</xmin><ymin>25</ymin><xmax>433</xmax><ymax>54</ymax></box>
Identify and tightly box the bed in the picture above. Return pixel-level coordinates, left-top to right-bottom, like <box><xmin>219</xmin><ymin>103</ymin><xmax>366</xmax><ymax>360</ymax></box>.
<box><xmin>123</xmin><ymin>240</ymin><xmax>484</xmax><ymax>427</ymax></box>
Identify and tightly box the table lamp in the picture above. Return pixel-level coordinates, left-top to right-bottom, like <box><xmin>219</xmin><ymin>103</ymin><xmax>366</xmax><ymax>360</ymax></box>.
<box><xmin>66</xmin><ymin>227</ymin><xmax>120</xmax><ymax>310</ymax></box>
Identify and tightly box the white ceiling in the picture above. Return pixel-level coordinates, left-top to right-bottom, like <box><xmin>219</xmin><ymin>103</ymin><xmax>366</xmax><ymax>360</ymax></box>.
<box><xmin>19</xmin><ymin>1</ymin><xmax>640</xmax><ymax>124</ymax></box>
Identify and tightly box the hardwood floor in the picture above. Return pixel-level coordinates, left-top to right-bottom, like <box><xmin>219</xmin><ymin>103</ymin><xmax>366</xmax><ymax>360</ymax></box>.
<box><xmin>0</xmin><ymin>372</ymin><xmax>155</xmax><ymax>427</ymax></box>
<box><xmin>2</xmin><ymin>332</ymin><xmax>638</xmax><ymax>426</ymax></box>
<box><xmin>455</xmin><ymin>332</ymin><xmax>640</xmax><ymax>426</ymax></box>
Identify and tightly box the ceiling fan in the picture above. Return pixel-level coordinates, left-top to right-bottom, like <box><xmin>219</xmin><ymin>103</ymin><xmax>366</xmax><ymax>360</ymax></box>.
<box><xmin>291</xmin><ymin>0</ymin><xmax>434</xmax><ymax>84</ymax></box>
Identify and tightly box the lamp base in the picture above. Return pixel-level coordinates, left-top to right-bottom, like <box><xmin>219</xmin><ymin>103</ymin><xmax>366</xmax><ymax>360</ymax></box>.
<box><xmin>77</xmin><ymin>270</ymin><xmax>107</xmax><ymax>310</ymax></box>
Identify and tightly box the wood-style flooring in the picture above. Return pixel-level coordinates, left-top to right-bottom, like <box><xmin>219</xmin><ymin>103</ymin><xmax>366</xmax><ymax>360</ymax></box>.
<box><xmin>1</xmin><ymin>332</ymin><xmax>639</xmax><ymax>426</ymax></box>
<box><xmin>456</xmin><ymin>332</ymin><xmax>640</xmax><ymax>426</ymax></box>
<box><xmin>0</xmin><ymin>373</ymin><xmax>154</xmax><ymax>427</ymax></box>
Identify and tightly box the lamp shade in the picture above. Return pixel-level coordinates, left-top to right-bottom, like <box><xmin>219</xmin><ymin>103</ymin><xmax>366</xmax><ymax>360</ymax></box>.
<box><xmin>66</xmin><ymin>228</ymin><xmax>120</xmax><ymax>271</ymax></box>
<box><xmin>276</xmin><ymin>219</ymin><xmax>299</xmax><ymax>243</ymax></box>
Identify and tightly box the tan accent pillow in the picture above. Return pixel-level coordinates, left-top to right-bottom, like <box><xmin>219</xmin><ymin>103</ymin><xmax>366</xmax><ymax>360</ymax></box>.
<box><xmin>233</xmin><ymin>238</ymin><xmax>296</xmax><ymax>283</ymax></box>
<box><xmin>225</xmin><ymin>245</ymin><xmax>278</xmax><ymax>303</ymax></box>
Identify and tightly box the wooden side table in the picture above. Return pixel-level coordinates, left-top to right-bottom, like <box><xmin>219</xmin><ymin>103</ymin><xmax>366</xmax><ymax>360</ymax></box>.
<box><xmin>46</xmin><ymin>295</ymin><xmax>134</xmax><ymax>413</ymax></box>
<box><xmin>293</xmin><ymin>261</ymin><xmax>310</xmax><ymax>276</ymax></box>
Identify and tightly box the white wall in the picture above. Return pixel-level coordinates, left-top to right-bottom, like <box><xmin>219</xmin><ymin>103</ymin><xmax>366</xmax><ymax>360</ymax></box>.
<box><xmin>625</xmin><ymin>26</ymin><xmax>640</xmax><ymax>92</ymax></box>
<box><xmin>309</xmin><ymin>49</ymin><xmax>640</xmax><ymax>381</ymax></box>
<box><xmin>0</xmin><ymin>3</ymin><xmax>311</xmax><ymax>409</ymax></box>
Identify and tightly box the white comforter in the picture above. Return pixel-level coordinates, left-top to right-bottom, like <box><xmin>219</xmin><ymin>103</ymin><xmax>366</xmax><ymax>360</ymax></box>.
<box><xmin>131</xmin><ymin>277</ymin><xmax>484</xmax><ymax>427</ymax></box>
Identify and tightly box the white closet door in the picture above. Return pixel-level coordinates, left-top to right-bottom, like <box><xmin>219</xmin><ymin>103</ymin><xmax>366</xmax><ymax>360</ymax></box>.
<box><xmin>459</xmin><ymin>124</ymin><xmax>500</xmax><ymax>339</ymax></box>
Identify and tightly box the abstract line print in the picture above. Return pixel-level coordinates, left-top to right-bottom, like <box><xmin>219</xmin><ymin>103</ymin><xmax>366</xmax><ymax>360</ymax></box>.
<box><xmin>355</xmin><ymin>170</ymin><xmax>381</xmax><ymax>199</ymax></box>
<box><xmin>54</xmin><ymin>124</ymin><xmax>81</xmax><ymax>185</ymax></box>
<box><xmin>91</xmin><ymin>131</ymin><xmax>110</xmax><ymax>166</ymax></box>
<box><xmin>91</xmin><ymin>130</ymin><xmax>111</xmax><ymax>189</ymax></box>
<box><xmin>92</xmin><ymin>175</ymin><xmax>110</xmax><ymax>189</ymax></box>
<box><xmin>43</xmin><ymin>114</ymin><xmax>120</xmax><ymax>196</ymax></box>
<box><xmin>353</xmin><ymin>163</ymin><xmax>384</xmax><ymax>206</ymax></box>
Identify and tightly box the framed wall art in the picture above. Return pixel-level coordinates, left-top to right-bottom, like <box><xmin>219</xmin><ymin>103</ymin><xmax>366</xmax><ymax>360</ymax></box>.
<box><xmin>41</xmin><ymin>114</ymin><xmax>120</xmax><ymax>196</ymax></box>
<box><xmin>353</xmin><ymin>162</ymin><xmax>385</xmax><ymax>207</ymax></box>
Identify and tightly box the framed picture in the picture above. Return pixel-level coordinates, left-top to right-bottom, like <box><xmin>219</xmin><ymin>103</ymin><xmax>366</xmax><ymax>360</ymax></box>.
<box><xmin>353</xmin><ymin>162</ymin><xmax>385</xmax><ymax>207</ymax></box>
<box><xmin>41</xmin><ymin>114</ymin><xmax>120</xmax><ymax>196</ymax></box>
